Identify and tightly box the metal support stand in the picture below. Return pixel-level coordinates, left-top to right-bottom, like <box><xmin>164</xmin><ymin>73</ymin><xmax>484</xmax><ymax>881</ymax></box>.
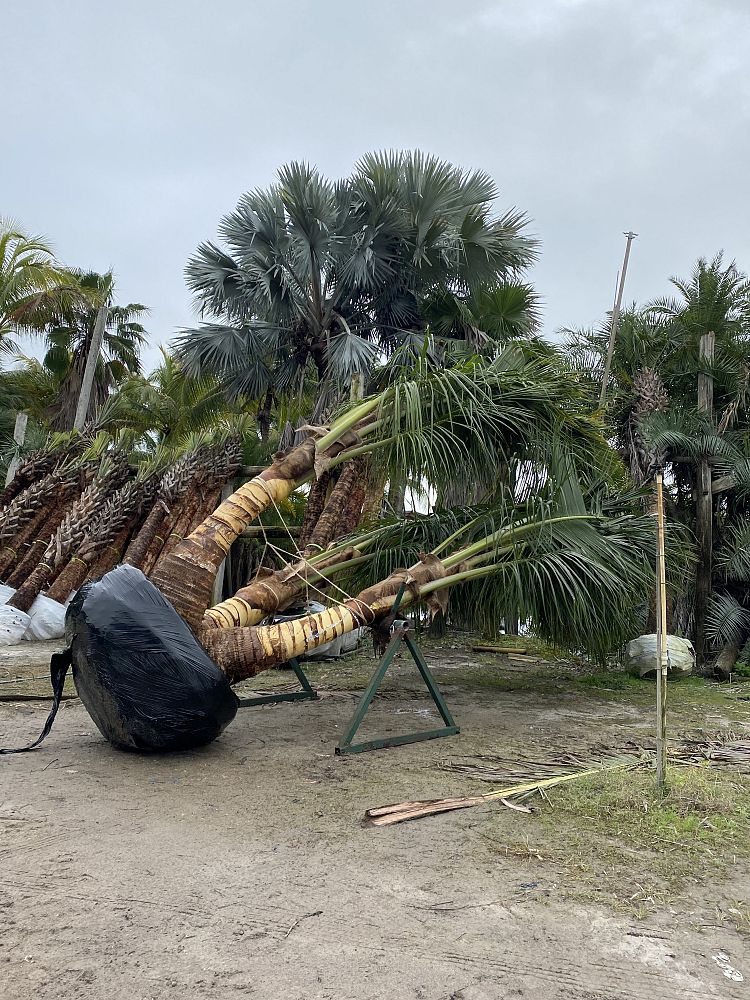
<box><xmin>335</xmin><ymin>586</ymin><xmax>459</xmax><ymax>755</ymax></box>
<box><xmin>237</xmin><ymin>657</ymin><xmax>318</xmax><ymax>707</ymax></box>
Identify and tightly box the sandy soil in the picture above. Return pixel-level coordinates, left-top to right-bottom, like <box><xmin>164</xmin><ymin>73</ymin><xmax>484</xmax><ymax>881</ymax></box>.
<box><xmin>1</xmin><ymin>639</ymin><xmax>748</xmax><ymax>999</ymax></box>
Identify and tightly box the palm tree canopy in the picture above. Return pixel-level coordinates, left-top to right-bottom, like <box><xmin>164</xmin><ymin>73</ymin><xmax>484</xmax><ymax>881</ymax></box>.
<box><xmin>175</xmin><ymin>152</ymin><xmax>538</xmax><ymax>398</ymax></box>
<box><xmin>42</xmin><ymin>270</ymin><xmax>148</xmax><ymax>431</ymax></box>
<box><xmin>0</xmin><ymin>220</ymin><xmax>92</xmax><ymax>353</ymax></box>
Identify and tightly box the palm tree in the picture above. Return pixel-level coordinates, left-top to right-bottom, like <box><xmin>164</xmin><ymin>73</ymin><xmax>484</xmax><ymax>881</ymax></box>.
<box><xmin>95</xmin><ymin>350</ymin><xmax>237</xmax><ymax>449</ymax></box>
<box><xmin>0</xmin><ymin>221</ymin><xmax>88</xmax><ymax>354</ymax></box>
<box><xmin>41</xmin><ymin>271</ymin><xmax>148</xmax><ymax>430</ymax></box>
<box><xmin>175</xmin><ymin>152</ymin><xmax>537</xmax><ymax>404</ymax></box>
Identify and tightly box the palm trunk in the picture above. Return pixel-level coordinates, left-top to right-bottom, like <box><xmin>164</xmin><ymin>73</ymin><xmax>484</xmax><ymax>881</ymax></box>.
<box><xmin>7</xmin><ymin>465</ymin><xmax>131</xmax><ymax>613</ymax></box>
<box><xmin>694</xmin><ymin>332</ymin><xmax>715</xmax><ymax>667</ymax></box>
<box><xmin>152</xmin><ymin>432</ymin><xmax>357</xmax><ymax>631</ymax></box>
<box><xmin>305</xmin><ymin>461</ymin><xmax>362</xmax><ymax>552</ymax></box>
<box><xmin>203</xmin><ymin>545</ymin><xmax>359</xmax><ymax>629</ymax></box>
<box><xmin>83</xmin><ymin>523</ymin><xmax>135</xmax><ymax>584</ymax></box>
<box><xmin>4</xmin><ymin>499</ymin><xmax>79</xmax><ymax>586</ymax></box>
<box><xmin>46</xmin><ymin>479</ymin><xmax>154</xmax><ymax>604</ymax></box>
<box><xmin>714</xmin><ymin>635</ymin><xmax>744</xmax><ymax>681</ymax></box>
<box><xmin>201</xmin><ymin>555</ymin><xmax>448</xmax><ymax>683</ymax></box>
<box><xmin>299</xmin><ymin>470</ymin><xmax>332</xmax><ymax>548</ymax></box>
<box><xmin>123</xmin><ymin>499</ymin><xmax>168</xmax><ymax>569</ymax></box>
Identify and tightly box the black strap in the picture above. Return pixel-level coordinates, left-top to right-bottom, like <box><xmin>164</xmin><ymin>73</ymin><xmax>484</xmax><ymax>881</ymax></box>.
<box><xmin>0</xmin><ymin>648</ymin><xmax>72</xmax><ymax>754</ymax></box>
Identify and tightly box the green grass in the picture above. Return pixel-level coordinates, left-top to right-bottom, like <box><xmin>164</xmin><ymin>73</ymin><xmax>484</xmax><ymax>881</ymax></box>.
<box><xmin>478</xmin><ymin>765</ymin><xmax>750</xmax><ymax>920</ymax></box>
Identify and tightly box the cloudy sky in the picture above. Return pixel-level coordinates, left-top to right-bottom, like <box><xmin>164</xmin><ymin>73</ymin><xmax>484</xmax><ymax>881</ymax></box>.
<box><xmin>5</xmin><ymin>0</ymin><xmax>748</xmax><ymax>368</ymax></box>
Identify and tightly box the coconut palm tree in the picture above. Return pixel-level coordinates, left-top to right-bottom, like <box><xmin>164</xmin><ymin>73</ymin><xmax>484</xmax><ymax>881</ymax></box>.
<box><xmin>175</xmin><ymin>152</ymin><xmax>537</xmax><ymax>405</ymax></box>
<box><xmin>41</xmin><ymin>271</ymin><xmax>148</xmax><ymax>431</ymax></box>
<box><xmin>0</xmin><ymin>221</ymin><xmax>89</xmax><ymax>354</ymax></box>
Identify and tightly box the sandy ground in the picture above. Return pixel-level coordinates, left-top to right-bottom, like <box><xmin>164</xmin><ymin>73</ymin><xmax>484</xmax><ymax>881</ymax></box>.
<box><xmin>1</xmin><ymin>639</ymin><xmax>748</xmax><ymax>1000</ymax></box>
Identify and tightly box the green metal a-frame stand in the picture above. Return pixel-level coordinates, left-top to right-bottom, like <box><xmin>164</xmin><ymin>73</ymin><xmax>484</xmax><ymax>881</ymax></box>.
<box><xmin>335</xmin><ymin>585</ymin><xmax>459</xmax><ymax>755</ymax></box>
<box><xmin>237</xmin><ymin>657</ymin><xmax>318</xmax><ymax>707</ymax></box>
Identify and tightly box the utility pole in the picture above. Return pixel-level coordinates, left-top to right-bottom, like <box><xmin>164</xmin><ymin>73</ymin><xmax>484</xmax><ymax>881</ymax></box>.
<box><xmin>599</xmin><ymin>231</ymin><xmax>638</xmax><ymax>408</ymax></box>
<box><xmin>73</xmin><ymin>303</ymin><xmax>108</xmax><ymax>431</ymax></box>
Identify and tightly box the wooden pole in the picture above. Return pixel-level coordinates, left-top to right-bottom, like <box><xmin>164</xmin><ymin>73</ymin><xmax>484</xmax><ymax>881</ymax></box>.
<box><xmin>599</xmin><ymin>231</ymin><xmax>638</xmax><ymax>408</ymax></box>
<box><xmin>4</xmin><ymin>411</ymin><xmax>28</xmax><ymax>486</ymax></box>
<box><xmin>73</xmin><ymin>303</ymin><xmax>108</xmax><ymax>431</ymax></box>
<box><xmin>655</xmin><ymin>470</ymin><xmax>668</xmax><ymax>790</ymax></box>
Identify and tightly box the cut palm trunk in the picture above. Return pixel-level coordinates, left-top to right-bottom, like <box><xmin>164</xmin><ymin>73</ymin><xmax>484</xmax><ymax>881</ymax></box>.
<box><xmin>46</xmin><ymin>477</ymin><xmax>158</xmax><ymax>604</ymax></box>
<box><xmin>7</xmin><ymin>462</ymin><xmax>132</xmax><ymax>613</ymax></box>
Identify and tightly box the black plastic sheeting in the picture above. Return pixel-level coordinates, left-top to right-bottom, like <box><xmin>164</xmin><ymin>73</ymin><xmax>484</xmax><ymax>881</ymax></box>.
<box><xmin>1</xmin><ymin>565</ymin><xmax>238</xmax><ymax>754</ymax></box>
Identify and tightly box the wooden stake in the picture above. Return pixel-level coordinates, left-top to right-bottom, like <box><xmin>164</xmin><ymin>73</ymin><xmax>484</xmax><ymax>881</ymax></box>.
<box><xmin>655</xmin><ymin>470</ymin><xmax>668</xmax><ymax>790</ymax></box>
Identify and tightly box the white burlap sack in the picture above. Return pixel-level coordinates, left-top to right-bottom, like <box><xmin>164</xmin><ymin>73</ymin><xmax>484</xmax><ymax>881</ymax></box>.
<box><xmin>625</xmin><ymin>634</ymin><xmax>695</xmax><ymax>678</ymax></box>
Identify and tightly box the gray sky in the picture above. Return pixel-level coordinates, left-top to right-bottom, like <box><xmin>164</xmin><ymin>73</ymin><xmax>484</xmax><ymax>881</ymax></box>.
<box><xmin>5</xmin><ymin>0</ymin><xmax>749</xmax><ymax>369</ymax></box>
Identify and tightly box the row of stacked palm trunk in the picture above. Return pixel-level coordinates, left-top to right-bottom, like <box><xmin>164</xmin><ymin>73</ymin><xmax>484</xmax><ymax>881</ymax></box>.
<box><xmin>0</xmin><ymin>434</ymin><xmax>245</xmax><ymax>635</ymax></box>
<box><xmin>0</xmin><ymin>427</ymin><xmax>375</xmax><ymax>646</ymax></box>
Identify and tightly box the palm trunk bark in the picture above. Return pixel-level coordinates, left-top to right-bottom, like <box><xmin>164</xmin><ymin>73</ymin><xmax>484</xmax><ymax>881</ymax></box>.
<box><xmin>694</xmin><ymin>332</ymin><xmax>715</xmax><ymax>667</ymax></box>
<box><xmin>4</xmin><ymin>500</ymin><xmax>79</xmax><ymax>586</ymax></box>
<box><xmin>152</xmin><ymin>432</ymin><xmax>357</xmax><ymax>631</ymax></box>
<box><xmin>203</xmin><ymin>546</ymin><xmax>358</xmax><ymax>629</ymax></box>
<box><xmin>299</xmin><ymin>470</ymin><xmax>332</xmax><ymax>548</ymax></box>
<box><xmin>201</xmin><ymin>555</ymin><xmax>448</xmax><ymax>683</ymax></box>
<box><xmin>123</xmin><ymin>499</ymin><xmax>168</xmax><ymax>569</ymax></box>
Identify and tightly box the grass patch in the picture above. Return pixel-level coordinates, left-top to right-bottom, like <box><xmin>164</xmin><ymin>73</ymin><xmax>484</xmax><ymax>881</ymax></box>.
<box><xmin>478</xmin><ymin>765</ymin><xmax>750</xmax><ymax>918</ymax></box>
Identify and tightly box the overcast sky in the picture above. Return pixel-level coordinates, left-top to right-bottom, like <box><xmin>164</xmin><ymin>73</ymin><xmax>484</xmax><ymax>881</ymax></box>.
<box><xmin>5</xmin><ymin>0</ymin><xmax>748</xmax><ymax>369</ymax></box>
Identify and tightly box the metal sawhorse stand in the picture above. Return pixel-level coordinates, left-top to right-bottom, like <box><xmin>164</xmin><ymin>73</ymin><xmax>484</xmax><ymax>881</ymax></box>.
<box><xmin>236</xmin><ymin>585</ymin><xmax>459</xmax><ymax>755</ymax></box>
<box><xmin>236</xmin><ymin>657</ymin><xmax>318</xmax><ymax>707</ymax></box>
<box><xmin>335</xmin><ymin>585</ymin><xmax>459</xmax><ymax>754</ymax></box>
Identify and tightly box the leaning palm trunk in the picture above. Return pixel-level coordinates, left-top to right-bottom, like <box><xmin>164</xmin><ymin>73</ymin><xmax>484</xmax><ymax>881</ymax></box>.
<box><xmin>202</xmin><ymin>555</ymin><xmax>448</xmax><ymax>683</ymax></box>
<box><xmin>298</xmin><ymin>469</ymin><xmax>332</xmax><ymax>548</ymax></box>
<box><xmin>203</xmin><ymin>545</ymin><xmax>361</xmax><ymax>629</ymax></box>
<box><xmin>46</xmin><ymin>476</ymin><xmax>158</xmax><ymax>604</ymax></box>
<box><xmin>0</xmin><ymin>461</ymin><xmax>82</xmax><ymax>552</ymax></box>
<box><xmin>124</xmin><ymin>446</ymin><xmax>209</xmax><ymax>570</ymax></box>
<box><xmin>3</xmin><ymin>495</ymin><xmax>83</xmax><ymax>586</ymax></box>
<box><xmin>152</xmin><ymin>431</ymin><xmax>358</xmax><ymax>629</ymax></box>
<box><xmin>0</xmin><ymin>436</ymin><xmax>83</xmax><ymax>510</ymax></box>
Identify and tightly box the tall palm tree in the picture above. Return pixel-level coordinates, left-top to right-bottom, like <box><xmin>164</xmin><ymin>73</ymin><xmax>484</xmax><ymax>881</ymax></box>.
<box><xmin>42</xmin><ymin>271</ymin><xmax>148</xmax><ymax>431</ymax></box>
<box><xmin>175</xmin><ymin>152</ymin><xmax>537</xmax><ymax>403</ymax></box>
<box><xmin>0</xmin><ymin>221</ymin><xmax>88</xmax><ymax>354</ymax></box>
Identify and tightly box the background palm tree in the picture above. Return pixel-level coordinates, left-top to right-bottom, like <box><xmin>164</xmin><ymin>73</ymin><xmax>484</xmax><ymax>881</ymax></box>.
<box><xmin>175</xmin><ymin>152</ymin><xmax>538</xmax><ymax>410</ymax></box>
<box><xmin>0</xmin><ymin>220</ymin><xmax>90</xmax><ymax>354</ymax></box>
<box><xmin>41</xmin><ymin>270</ymin><xmax>148</xmax><ymax>431</ymax></box>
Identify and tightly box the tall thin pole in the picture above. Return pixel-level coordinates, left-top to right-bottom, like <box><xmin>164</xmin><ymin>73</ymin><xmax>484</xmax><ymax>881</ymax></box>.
<box><xmin>655</xmin><ymin>470</ymin><xmax>668</xmax><ymax>789</ymax></box>
<box><xmin>73</xmin><ymin>303</ymin><xmax>108</xmax><ymax>431</ymax></box>
<box><xmin>4</xmin><ymin>411</ymin><xmax>28</xmax><ymax>486</ymax></box>
<box><xmin>599</xmin><ymin>231</ymin><xmax>638</xmax><ymax>408</ymax></box>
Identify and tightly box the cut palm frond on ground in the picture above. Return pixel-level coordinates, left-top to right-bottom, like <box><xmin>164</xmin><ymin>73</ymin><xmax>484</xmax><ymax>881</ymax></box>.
<box><xmin>367</xmin><ymin>734</ymin><xmax>750</xmax><ymax>826</ymax></box>
<box><xmin>365</xmin><ymin>757</ymin><xmax>646</xmax><ymax>827</ymax></box>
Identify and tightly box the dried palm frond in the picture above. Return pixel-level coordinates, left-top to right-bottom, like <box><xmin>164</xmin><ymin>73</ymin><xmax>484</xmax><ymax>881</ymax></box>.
<box><xmin>366</xmin><ymin>733</ymin><xmax>750</xmax><ymax>827</ymax></box>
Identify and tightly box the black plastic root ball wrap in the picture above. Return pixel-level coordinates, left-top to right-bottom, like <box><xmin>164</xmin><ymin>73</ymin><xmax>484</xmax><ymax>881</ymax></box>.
<box><xmin>66</xmin><ymin>564</ymin><xmax>238</xmax><ymax>752</ymax></box>
<box><xmin>0</xmin><ymin>565</ymin><xmax>238</xmax><ymax>756</ymax></box>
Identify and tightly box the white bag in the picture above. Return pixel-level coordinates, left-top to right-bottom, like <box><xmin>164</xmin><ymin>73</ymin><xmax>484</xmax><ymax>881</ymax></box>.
<box><xmin>26</xmin><ymin>594</ymin><xmax>67</xmax><ymax>641</ymax></box>
<box><xmin>625</xmin><ymin>634</ymin><xmax>695</xmax><ymax>678</ymax></box>
<box><xmin>0</xmin><ymin>585</ymin><xmax>67</xmax><ymax>643</ymax></box>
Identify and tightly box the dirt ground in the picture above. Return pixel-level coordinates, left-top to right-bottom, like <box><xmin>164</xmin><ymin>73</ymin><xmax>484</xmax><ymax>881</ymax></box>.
<box><xmin>1</xmin><ymin>637</ymin><xmax>748</xmax><ymax>1000</ymax></box>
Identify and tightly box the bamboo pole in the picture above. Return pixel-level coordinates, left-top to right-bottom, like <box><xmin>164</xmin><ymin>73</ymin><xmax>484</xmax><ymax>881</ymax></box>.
<box><xmin>655</xmin><ymin>470</ymin><xmax>668</xmax><ymax>790</ymax></box>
